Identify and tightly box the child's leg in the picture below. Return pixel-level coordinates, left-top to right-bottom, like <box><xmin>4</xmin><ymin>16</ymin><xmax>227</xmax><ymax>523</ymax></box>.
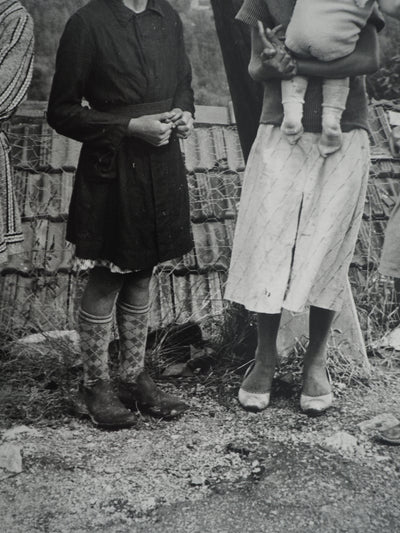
<box><xmin>78</xmin><ymin>267</ymin><xmax>136</xmax><ymax>428</ymax></box>
<box><xmin>318</xmin><ymin>78</ymin><xmax>349</xmax><ymax>157</ymax></box>
<box><xmin>239</xmin><ymin>312</ymin><xmax>281</xmax><ymax>411</ymax></box>
<box><xmin>281</xmin><ymin>76</ymin><xmax>308</xmax><ymax>144</ymax></box>
<box><xmin>117</xmin><ymin>270</ymin><xmax>188</xmax><ymax>418</ymax></box>
<box><xmin>79</xmin><ymin>267</ymin><xmax>124</xmax><ymax>385</ymax></box>
<box><xmin>117</xmin><ymin>269</ymin><xmax>152</xmax><ymax>382</ymax></box>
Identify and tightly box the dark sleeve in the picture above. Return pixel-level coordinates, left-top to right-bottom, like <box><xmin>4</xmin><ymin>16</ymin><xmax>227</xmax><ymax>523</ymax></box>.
<box><xmin>235</xmin><ymin>0</ymin><xmax>274</xmax><ymax>28</ymax></box>
<box><xmin>47</xmin><ymin>13</ymin><xmax>129</xmax><ymax>147</ymax></box>
<box><xmin>368</xmin><ymin>4</ymin><xmax>385</xmax><ymax>32</ymax></box>
<box><xmin>172</xmin><ymin>14</ymin><xmax>195</xmax><ymax>115</ymax></box>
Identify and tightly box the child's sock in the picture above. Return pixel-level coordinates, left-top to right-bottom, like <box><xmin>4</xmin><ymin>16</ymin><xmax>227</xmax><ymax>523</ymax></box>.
<box><xmin>78</xmin><ymin>308</ymin><xmax>113</xmax><ymax>386</ymax></box>
<box><xmin>318</xmin><ymin>78</ymin><xmax>350</xmax><ymax>157</ymax></box>
<box><xmin>117</xmin><ymin>300</ymin><xmax>149</xmax><ymax>383</ymax></box>
<box><xmin>281</xmin><ymin>76</ymin><xmax>308</xmax><ymax>144</ymax></box>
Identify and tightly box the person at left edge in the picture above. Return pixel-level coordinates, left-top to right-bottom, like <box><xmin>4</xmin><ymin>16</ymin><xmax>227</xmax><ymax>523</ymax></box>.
<box><xmin>0</xmin><ymin>1</ymin><xmax>34</xmax><ymax>265</ymax></box>
<box><xmin>47</xmin><ymin>0</ymin><xmax>195</xmax><ymax>429</ymax></box>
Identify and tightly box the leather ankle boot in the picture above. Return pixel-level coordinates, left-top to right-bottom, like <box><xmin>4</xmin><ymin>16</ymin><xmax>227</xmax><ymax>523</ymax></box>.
<box><xmin>80</xmin><ymin>380</ymin><xmax>137</xmax><ymax>429</ymax></box>
<box><xmin>118</xmin><ymin>371</ymin><xmax>188</xmax><ymax>419</ymax></box>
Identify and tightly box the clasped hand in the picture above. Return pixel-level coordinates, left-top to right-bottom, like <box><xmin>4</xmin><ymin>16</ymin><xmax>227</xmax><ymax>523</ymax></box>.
<box><xmin>257</xmin><ymin>22</ymin><xmax>297</xmax><ymax>79</ymax></box>
<box><xmin>128</xmin><ymin>108</ymin><xmax>193</xmax><ymax>147</ymax></box>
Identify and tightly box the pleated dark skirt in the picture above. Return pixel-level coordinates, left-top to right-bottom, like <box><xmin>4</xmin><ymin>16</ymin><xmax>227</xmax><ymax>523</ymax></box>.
<box><xmin>67</xmin><ymin>132</ymin><xmax>192</xmax><ymax>271</ymax></box>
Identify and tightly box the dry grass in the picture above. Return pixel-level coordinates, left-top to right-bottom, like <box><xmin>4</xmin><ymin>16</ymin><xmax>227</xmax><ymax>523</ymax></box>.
<box><xmin>1</xmin><ymin>267</ymin><xmax>400</xmax><ymax>424</ymax></box>
<box><xmin>0</xmin><ymin>333</ymin><xmax>80</xmax><ymax>423</ymax></box>
<box><xmin>353</xmin><ymin>268</ymin><xmax>399</xmax><ymax>348</ymax></box>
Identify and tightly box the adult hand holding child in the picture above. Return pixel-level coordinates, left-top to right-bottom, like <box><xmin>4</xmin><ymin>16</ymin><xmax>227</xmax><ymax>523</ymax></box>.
<box><xmin>256</xmin><ymin>22</ymin><xmax>297</xmax><ymax>80</ymax></box>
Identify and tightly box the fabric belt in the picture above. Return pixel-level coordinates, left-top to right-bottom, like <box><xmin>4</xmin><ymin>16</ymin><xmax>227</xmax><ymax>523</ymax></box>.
<box><xmin>95</xmin><ymin>98</ymin><xmax>174</xmax><ymax>118</ymax></box>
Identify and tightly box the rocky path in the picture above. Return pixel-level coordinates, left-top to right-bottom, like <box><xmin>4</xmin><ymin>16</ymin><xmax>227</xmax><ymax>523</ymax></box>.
<box><xmin>1</xmin><ymin>370</ymin><xmax>400</xmax><ymax>532</ymax></box>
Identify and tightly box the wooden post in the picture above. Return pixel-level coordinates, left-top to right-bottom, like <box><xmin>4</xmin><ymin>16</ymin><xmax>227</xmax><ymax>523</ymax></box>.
<box><xmin>209</xmin><ymin>0</ymin><xmax>262</xmax><ymax>161</ymax></box>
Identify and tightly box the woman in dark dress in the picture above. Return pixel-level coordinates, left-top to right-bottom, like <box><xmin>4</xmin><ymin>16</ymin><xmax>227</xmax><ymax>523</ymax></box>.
<box><xmin>47</xmin><ymin>0</ymin><xmax>194</xmax><ymax>429</ymax></box>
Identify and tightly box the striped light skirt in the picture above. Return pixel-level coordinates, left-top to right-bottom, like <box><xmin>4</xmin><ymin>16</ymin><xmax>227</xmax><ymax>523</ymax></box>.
<box><xmin>224</xmin><ymin>124</ymin><xmax>370</xmax><ymax>314</ymax></box>
<box><xmin>0</xmin><ymin>131</ymin><xmax>23</xmax><ymax>265</ymax></box>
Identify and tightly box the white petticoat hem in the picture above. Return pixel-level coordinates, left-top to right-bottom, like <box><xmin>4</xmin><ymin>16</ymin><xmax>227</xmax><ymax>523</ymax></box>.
<box><xmin>72</xmin><ymin>257</ymin><xmax>137</xmax><ymax>274</ymax></box>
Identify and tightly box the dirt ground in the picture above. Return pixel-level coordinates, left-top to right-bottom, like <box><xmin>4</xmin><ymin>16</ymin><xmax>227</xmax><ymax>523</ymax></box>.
<box><xmin>1</xmin><ymin>365</ymin><xmax>400</xmax><ymax>533</ymax></box>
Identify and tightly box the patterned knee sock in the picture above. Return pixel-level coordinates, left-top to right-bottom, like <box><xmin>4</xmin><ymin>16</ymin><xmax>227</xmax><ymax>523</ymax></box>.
<box><xmin>78</xmin><ymin>308</ymin><xmax>113</xmax><ymax>386</ymax></box>
<box><xmin>116</xmin><ymin>300</ymin><xmax>149</xmax><ymax>383</ymax></box>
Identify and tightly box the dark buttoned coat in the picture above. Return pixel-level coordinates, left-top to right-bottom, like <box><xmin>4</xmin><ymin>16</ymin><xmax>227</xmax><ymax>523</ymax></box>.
<box><xmin>47</xmin><ymin>0</ymin><xmax>194</xmax><ymax>270</ymax></box>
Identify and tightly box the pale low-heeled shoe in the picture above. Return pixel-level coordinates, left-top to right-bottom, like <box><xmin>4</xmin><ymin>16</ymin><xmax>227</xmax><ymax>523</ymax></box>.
<box><xmin>300</xmin><ymin>391</ymin><xmax>333</xmax><ymax>416</ymax></box>
<box><xmin>238</xmin><ymin>388</ymin><xmax>271</xmax><ymax>412</ymax></box>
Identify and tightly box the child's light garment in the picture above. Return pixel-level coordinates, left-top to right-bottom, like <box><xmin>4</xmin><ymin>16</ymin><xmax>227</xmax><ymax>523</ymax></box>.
<box><xmin>224</xmin><ymin>125</ymin><xmax>370</xmax><ymax>313</ymax></box>
<box><xmin>286</xmin><ymin>0</ymin><xmax>375</xmax><ymax>61</ymax></box>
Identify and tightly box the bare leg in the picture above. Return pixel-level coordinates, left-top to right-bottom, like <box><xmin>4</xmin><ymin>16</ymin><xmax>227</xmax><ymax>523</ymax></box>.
<box><xmin>81</xmin><ymin>266</ymin><xmax>124</xmax><ymax>316</ymax></box>
<box><xmin>281</xmin><ymin>76</ymin><xmax>308</xmax><ymax>144</ymax></box>
<box><xmin>303</xmin><ymin>306</ymin><xmax>335</xmax><ymax>396</ymax></box>
<box><xmin>119</xmin><ymin>269</ymin><xmax>152</xmax><ymax>307</ymax></box>
<box><xmin>238</xmin><ymin>313</ymin><xmax>281</xmax><ymax>411</ymax></box>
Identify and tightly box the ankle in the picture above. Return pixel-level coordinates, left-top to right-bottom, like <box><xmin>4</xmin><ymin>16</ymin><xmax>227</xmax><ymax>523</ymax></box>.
<box><xmin>303</xmin><ymin>359</ymin><xmax>327</xmax><ymax>374</ymax></box>
<box><xmin>254</xmin><ymin>351</ymin><xmax>277</xmax><ymax>370</ymax></box>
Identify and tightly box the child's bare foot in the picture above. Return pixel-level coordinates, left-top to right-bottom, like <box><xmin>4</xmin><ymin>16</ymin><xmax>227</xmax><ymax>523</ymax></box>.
<box><xmin>318</xmin><ymin>114</ymin><xmax>342</xmax><ymax>157</ymax></box>
<box><xmin>281</xmin><ymin>100</ymin><xmax>304</xmax><ymax>144</ymax></box>
<box><xmin>281</xmin><ymin>116</ymin><xmax>304</xmax><ymax>144</ymax></box>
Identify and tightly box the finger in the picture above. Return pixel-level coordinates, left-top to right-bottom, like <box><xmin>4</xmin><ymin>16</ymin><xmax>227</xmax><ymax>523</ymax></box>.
<box><xmin>288</xmin><ymin>63</ymin><xmax>298</xmax><ymax>76</ymax></box>
<box><xmin>160</xmin><ymin>131</ymin><xmax>172</xmax><ymax>142</ymax></box>
<box><xmin>270</xmin><ymin>24</ymin><xmax>283</xmax><ymax>35</ymax></box>
<box><xmin>177</xmin><ymin>127</ymin><xmax>190</xmax><ymax>135</ymax></box>
<box><xmin>176</xmin><ymin>116</ymin><xmax>193</xmax><ymax>129</ymax></box>
<box><xmin>265</xmin><ymin>27</ymin><xmax>284</xmax><ymax>49</ymax></box>
<box><xmin>283</xmin><ymin>57</ymin><xmax>297</xmax><ymax>73</ymax></box>
<box><xmin>176</xmin><ymin>129</ymin><xmax>190</xmax><ymax>139</ymax></box>
<box><xmin>170</xmin><ymin>108</ymin><xmax>183</xmax><ymax>121</ymax></box>
<box><xmin>159</xmin><ymin>122</ymin><xmax>173</xmax><ymax>133</ymax></box>
<box><xmin>280</xmin><ymin>55</ymin><xmax>292</xmax><ymax>68</ymax></box>
<box><xmin>269</xmin><ymin>24</ymin><xmax>285</xmax><ymax>42</ymax></box>
<box><xmin>159</xmin><ymin>111</ymin><xmax>175</xmax><ymax>123</ymax></box>
<box><xmin>261</xmin><ymin>48</ymin><xmax>277</xmax><ymax>60</ymax></box>
<box><xmin>257</xmin><ymin>21</ymin><xmax>273</xmax><ymax>49</ymax></box>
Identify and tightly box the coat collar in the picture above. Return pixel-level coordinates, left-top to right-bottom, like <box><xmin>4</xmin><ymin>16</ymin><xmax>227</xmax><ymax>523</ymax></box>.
<box><xmin>106</xmin><ymin>0</ymin><xmax>165</xmax><ymax>26</ymax></box>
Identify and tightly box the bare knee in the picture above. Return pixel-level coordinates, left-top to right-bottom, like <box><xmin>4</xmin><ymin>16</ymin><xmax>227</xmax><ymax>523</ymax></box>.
<box><xmin>82</xmin><ymin>267</ymin><xmax>124</xmax><ymax>314</ymax></box>
<box><xmin>119</xmin><ymin>269</ymin><xmax>152</xmax><ymax>306</ymax></box>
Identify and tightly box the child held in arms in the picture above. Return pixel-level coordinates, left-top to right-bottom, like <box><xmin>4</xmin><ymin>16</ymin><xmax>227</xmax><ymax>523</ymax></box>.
<box><xmin>276</xmin><ymin>0</ymin><xmax>400</xmax><ymax>156</ymax></box>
